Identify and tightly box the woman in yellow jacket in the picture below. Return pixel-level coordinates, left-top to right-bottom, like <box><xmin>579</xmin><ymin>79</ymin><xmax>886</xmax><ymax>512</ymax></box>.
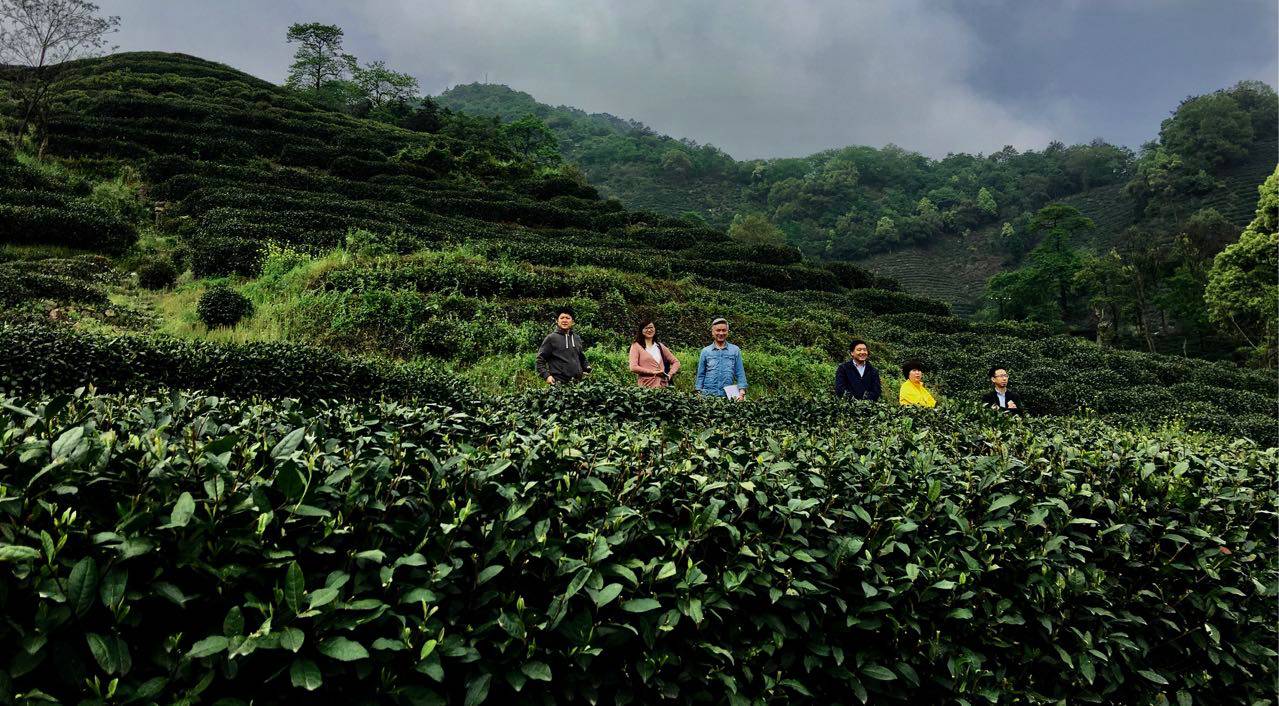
<box><xmin>898</xmin><ymin>360</ymin><xmax>937</xmax><ymax>408</ymax></box>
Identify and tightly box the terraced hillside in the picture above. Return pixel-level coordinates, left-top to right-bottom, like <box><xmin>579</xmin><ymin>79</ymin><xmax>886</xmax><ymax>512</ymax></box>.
<box><xmin>0</xmin><ymin>52</ymin><xmax>1274</xmax><ymax>441</ymax></box>
<box><xmin>0</xmin><ymin>51</ymin><xmax>1275</xmax><ymax>704</ymax></box>
<box><xmin>857</xmin><ymin>230</ymin><xmax>1003</xmax><ymax>317</ymax></box>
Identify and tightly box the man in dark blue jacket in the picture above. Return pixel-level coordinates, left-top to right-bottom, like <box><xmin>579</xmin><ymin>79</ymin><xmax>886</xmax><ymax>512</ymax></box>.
<box><xmin>835</xmin><ymin>339</ymin><xmax>882</xmax><ymax>401</ymax></box>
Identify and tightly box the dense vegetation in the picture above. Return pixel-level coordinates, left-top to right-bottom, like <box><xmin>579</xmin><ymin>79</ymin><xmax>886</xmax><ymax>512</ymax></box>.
<box><xmin>1</xmin><ymin>385</ymin><xmax>1274</xmax><ymax>704</ymax></box>
<box><xmin>0</xmin><ymin>48</ymin><xmax>1274</xmax><ymax>703</ymax></box>
<box><xmin>981</xmin><ymin>82</ymin><xmax>1279</xmax><ymax>363</ymax></box>
<box><xmin>437</xmin><ymin>84</ymin><xmax>1143</xmax><ymax>260</ymax></box>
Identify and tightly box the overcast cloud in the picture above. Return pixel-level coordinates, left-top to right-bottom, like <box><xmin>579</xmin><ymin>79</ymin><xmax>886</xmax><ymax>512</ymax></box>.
<box><xmin>97</xmin><ymin>0</ymin><xmax>1276</xmax><ymax>159</ymax></box>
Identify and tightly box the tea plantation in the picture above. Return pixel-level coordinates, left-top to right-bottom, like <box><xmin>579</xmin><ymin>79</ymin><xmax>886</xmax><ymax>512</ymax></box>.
<box><xmin>0</xmin><ymin>52</ymin><xmax>1275</xmax><ymax>703</ymax></box>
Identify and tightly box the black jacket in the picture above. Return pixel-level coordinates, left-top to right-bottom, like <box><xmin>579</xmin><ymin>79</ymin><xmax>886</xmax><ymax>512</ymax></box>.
<box><xmin>835</xmin><ymin>360</ymin><xmax>882</xmax><ymax>401</ymax></box>
<box><xmin>981</xmin><ymin>388</ymin><xmax>1024</xmax><ymax>415</ymax></box>
<box><xmin>536</xmin><ymin>328</ymin><xmax>591</xmax><ymax>383</ymax></box>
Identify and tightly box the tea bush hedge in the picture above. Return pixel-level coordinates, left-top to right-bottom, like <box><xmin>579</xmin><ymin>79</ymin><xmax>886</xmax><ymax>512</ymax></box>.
<box><xmin>196</xmin><ymin>284</ymin><xmax>254</xmax><ymax>328</ymax></box>
<box><xmin>0</xmin><ymin>324</ymin><xmax>480</xmax><ymax>408</ymax></box>
<box><xmin>0</xmin><ymin>386</ymin><xmax>1272</xmax><ymax>704</ymax></box>
<box><xmin>135</xmin><ymin>258</ymin><xmax>178</xmax><ymax>290</ymax></box>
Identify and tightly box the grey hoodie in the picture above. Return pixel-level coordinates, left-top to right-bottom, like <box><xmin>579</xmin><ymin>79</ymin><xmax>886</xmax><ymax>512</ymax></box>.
<box><xmin>536</xmin><ymin>327</ymin><xmax>591</xmax><ymax>382</ymax></box>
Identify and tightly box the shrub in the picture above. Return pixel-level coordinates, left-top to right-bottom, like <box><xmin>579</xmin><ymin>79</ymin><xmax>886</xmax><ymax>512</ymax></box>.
<box><xmin>136</xmin><ymin>257</ymin><xmax>178</xmax><ymax>289</ymax></box>
<box><xmin>196</xmin><ymin>284</ymin><xmax>253</xmax><ymax>327</ymax></box>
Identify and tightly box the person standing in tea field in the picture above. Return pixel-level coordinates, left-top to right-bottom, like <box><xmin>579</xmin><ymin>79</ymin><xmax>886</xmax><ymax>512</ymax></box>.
<box><xmin>834</xmin><ymin>339</ymin><xmax>882</xmax><ymax>401</ymax></box>
<box><xmin>981</xmin><ymin>366</ymin><xmax>1024</xmax><ymax>415</ymax></box>
<box><xmin>696</xmin><ymin>318</ymin><xmax>748</xmax><ymax>400</ymax></box>
<box><xmin>536</xmin><ymin>306</ymin><xmax>591</xmax><ymax>385</ymax></box>
<box><xmin>629</xmin><ymin>319</ymin><xmax>681</xmax><ymax>388</ymax></box>
<box><xmin>897</xmin><ymin>360</ymin><xmax>937</xmax><ymax>408</ymax></box>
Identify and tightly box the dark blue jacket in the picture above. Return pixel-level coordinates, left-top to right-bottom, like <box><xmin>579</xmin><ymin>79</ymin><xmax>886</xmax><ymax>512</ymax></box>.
<box><xmin>835</xmin><ymin>360</ymin><xmax>881</xmax><ymax>401</ymax></box>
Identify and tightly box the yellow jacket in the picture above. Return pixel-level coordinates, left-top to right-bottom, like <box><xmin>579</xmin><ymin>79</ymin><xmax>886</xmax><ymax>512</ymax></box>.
<box><xmin>898</xmin><ymin>380</ymin><xmax>936</xmax><ymax>408</ymax></box>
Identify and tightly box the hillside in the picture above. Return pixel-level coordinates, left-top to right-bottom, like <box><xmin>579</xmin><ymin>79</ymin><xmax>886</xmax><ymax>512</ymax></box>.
<box><xmin>435</xmin><ymin>84</ymin><xmax>1135</xmax><ymax>260</ymax></box>
<box><xmin>436</xmin><ymin>83</ymin><xmax>751</xmax><ymax>224</ymax></box>
<box><xmin>860</xmin><ymin>143</ymin><xmax>1279</xmax><ymax>315</ymax></box>
<box><xmin>0</xmin><ymin>50</ymin><xmax>1274</xmax><ymax>703</ymax></box>
<box><xmin>438</xmin><ymin>83</ymin><xmax>1277</xmax><ymax>329</ymax></box>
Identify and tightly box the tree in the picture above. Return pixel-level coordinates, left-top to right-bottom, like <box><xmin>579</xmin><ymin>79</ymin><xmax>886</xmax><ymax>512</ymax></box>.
<box><xmin>1160</xmin><ymin>91</ymin><xmax>1254</xmax><ymax>173</ymax></box>
<box><xmin>1074</xmin><ymin>250</ymin><xmax>1133</xmax><ymax>347</ymax></box>
<box><xmin>0</xmin><ymin>0</ymin><xmax>119</xmax><ymax>153</ymax></box>
<box><xmin>1205</xmin><ymin>167</ymin><xmax>1279</xmax><ymax>366</ymax></box>
<box><xmin>874</xmin><ymin>216</ymin><xmax>897</xmax><ymax>244</ymax></box>
<box><xmin>285</xmin><ymin>23</ymin><xmax>349</xmax><ymax>93</ymax></box>
<box><xmin>500</xmin><ymin>115</ymin><xmax>561</xmax><ymax>167</ymax></box>
<box><xmin>728</xmin><ymin>213</ymin><xmax>786</xmax><ymax>247</ymax></box>
<box><xmin>660</xmin><ymin>149</ymin><xmax>693</xmax><ymax>177</ymax></box>
<box><xmin>401</xmin><ymin>98</ymin><xmax>445</xmax><ymax>133</ymax></box>
<box><xmin>977</xmin><ymin>187</ymin><xmax>997</xmax><ymax>217</ymax></box>
<box><xmin>351</xmin><ymin>59</ymin><xmax>418</xmax><ymax>109</ymax></box>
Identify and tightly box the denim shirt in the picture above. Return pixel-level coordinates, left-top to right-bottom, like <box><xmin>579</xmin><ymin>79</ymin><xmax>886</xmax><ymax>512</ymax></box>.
<box><xmin>696</xmin><ymin>342</ymin><xmax>747</xmax><ymax>396</ymax></box>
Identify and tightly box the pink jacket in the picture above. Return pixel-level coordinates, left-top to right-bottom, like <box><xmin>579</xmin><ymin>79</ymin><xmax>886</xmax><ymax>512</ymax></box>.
<box><xmin>628</xmin><ymin>341</ymin><xmax>680</xmax><ymax>388</ymax></box>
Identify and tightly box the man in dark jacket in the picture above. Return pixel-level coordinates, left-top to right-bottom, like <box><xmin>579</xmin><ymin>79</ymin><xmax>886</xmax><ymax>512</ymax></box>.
<box><xmin>536</xmin><ymin>307</ymin><xmax>591</xmax><ymax>384</ymax></box>
<box><xmin>834</xmin><ymin>339</ymin><xmax>882</xmax><ymax>401</ymax></box>
<box><xmin>981</xmin><ymin>366</ymin><xmax>1024</xmax><ymax>414</ymax></box>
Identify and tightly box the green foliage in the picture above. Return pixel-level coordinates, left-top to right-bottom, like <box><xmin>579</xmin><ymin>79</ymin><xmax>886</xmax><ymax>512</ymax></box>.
<box><xmin>0</xmin><ymin>386</ymin><xmax>1272</xmax><ymax>702</ymax></box>
<box><xmin>983</xmin><ymin>205</ymin><xmax>1092</xmax><ymax>323</ymax></box>
<box><xmin>0</xmin><ymin>255</ymin><xmax>113</xmax><ymax>307</ymax></box>
<box><xmin>1205</xmin><ymin>166</ymin><xmax>1279</xmax><ymax>365</ymax></box>
<box><xmin>500</xmin><ymin>116</ymin><xmax>562</xmax><ymax>168</ymax></box>
<box><xmin>437</xmin><ymin>84</ymin><xmax>1140</xmax><ymax>260</ymax></box>
<box><xmin>0</xmin><ymin>323</ymin><xmax>478</xmax><ymax>406</ymax></box>
<box><xmin>977</xmin><ymin>187</ymin><xmax>997</xmax><ymax>216</ymax></box>
<box><xmin>197</xmin><ymin>284</ymin><xmax>254</xmax><ymax>328</ymax></box>
<box><xmin>135</xmin><ymin>257</ymin><xmax>178</xmax><ymax>290</ymax></box>
<box><xmin>728</xmin><ymin>212</ymin><xmax>786</xmax><ymax>247</ymax></box>
<box><xmin>1127</xmin><ymin>82</ymin><xmax>1277</xmax><ymax>220</ymax></box>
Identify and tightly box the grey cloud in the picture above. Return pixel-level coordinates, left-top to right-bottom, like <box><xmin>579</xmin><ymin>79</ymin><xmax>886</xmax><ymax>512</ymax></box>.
<box><xmin>95</xmin><ymin>0</ymin><xmax>1276</xmax><ymax>160</ymax></box>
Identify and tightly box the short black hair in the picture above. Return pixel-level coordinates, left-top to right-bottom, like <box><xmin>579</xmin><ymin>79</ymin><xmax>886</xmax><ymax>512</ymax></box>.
<box><xmin>988</xmin><ymin>366</ymin><xmax>1008</xmax><ymax>378</ymax></box>
<box><xmin>556</xmin><ymin>306</ymin><xmax>576</xmax><ymax>319</ymax></box>
<box><xmin>849</xmin><ymin>338</ymin><xmax>867</xmax><ymax>352</ymax></box>
<box><xmin>900</xmin><ymin>360</ymin><xmax>926</xmax><ymax>377</ymax></box>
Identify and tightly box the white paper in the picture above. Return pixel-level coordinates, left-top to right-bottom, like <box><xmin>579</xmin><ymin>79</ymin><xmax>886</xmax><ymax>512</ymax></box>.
<box><xmin>723</xmin><ymin>385</ymin><xmax>740</xmax><ymax>400</ymax></box>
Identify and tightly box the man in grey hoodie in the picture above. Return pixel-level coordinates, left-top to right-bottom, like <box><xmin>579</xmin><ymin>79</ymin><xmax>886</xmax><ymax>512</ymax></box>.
<box><xmin>536</xmin><ymin>306</ymin><xmax>591</xmax><ymax>385</ymax></box>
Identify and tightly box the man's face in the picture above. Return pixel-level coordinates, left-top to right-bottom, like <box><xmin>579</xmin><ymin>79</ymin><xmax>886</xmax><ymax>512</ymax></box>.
<box><xmin>712</xmin><ymin>323</ymin><xmax>728</xmax><ymax>344</ymax></box>
<box><xmin>851</xmin><ymin>344</ymin><xmax>869</xmax><ymax>363</ymax></box>
<box><xmin>991</xmin><ymin>369</ymin><xmax>1009</xmax><ymax>388</ymax></box>
<box><xmin>557</xmin><ymin>313</ymin><xmax>574</xmax><ymax>330</ymax></box>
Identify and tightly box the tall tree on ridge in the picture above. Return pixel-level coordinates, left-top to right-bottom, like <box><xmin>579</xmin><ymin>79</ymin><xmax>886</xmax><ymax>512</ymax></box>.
<box><xmin>285</xmin><ymin>22</ymin><xmax>349</xmax><ymax>93</ymax></box>
<box><xmin>0</xmin><ymin>0</ymin><xmax>119</xmax><ymax>155</ymax></box>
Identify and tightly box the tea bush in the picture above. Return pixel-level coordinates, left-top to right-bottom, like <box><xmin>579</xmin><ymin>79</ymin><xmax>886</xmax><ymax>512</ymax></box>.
<box><xmin>0</xmin><ymin>386</ymin><xmax>1272</xmax><ymax>704</ymax></box>
<box><xmin>135</xmin><ymin>257</ymin><xmax>178</xmax><ymax>290</ymax></box>
<box><xmin>196</xmin><ymin>285</ymin><xmax>254</xmax><ymax>328</ymax></box>
<box><xmin>0</xmin><ymin>324</ymin><xmax>479</xmax><ymax>407</ymax></box>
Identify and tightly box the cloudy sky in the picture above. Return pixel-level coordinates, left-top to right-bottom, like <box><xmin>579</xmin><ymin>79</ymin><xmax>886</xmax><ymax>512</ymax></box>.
<box><xmin>97</xmin><ymin>0</ymin><xmax>1276</xmax><ymax>160</ymax></box>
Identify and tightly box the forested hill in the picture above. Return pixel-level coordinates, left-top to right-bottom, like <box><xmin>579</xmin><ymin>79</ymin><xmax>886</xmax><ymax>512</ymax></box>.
<box><xmin>438</xmin><ymin>81</ymin><xmax>1278</xmax><ymax>357</ymax></box>
<box><xmin>436</xmin><ymin>81</ymin><xmax>1141</xmax><ymax>260</ymax></box>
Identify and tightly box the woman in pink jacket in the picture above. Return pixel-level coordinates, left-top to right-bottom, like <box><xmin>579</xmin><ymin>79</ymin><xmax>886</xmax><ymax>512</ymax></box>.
<box><xmin>628</xmin><ymin>320</ymin><xmax>680</xmax><ymax>388</ymax></box>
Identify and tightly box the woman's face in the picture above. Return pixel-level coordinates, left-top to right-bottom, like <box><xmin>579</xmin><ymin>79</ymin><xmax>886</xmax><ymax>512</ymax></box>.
<box><xmin>909</xmin><ymin>368</ymin><xmax>923</xmax><ymax>383</ymax></box>
<box><xmin>643</xmin><ymin>323</ymin><xmax>656</xmax><ymax>339</ymax></box>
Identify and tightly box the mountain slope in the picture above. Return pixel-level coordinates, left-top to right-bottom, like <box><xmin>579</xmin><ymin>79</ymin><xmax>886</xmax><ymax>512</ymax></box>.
<box><xmin>0</xmin><ymin>51</ymin><xmax>1272</xmax><ymax>446</ymax></box>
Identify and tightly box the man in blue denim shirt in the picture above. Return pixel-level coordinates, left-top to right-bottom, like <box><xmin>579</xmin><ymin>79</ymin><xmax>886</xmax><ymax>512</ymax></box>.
<box><xmin>696</xmin><ymin>318</ymin><xmax>747</xmax><ymax>399</ymax></box>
